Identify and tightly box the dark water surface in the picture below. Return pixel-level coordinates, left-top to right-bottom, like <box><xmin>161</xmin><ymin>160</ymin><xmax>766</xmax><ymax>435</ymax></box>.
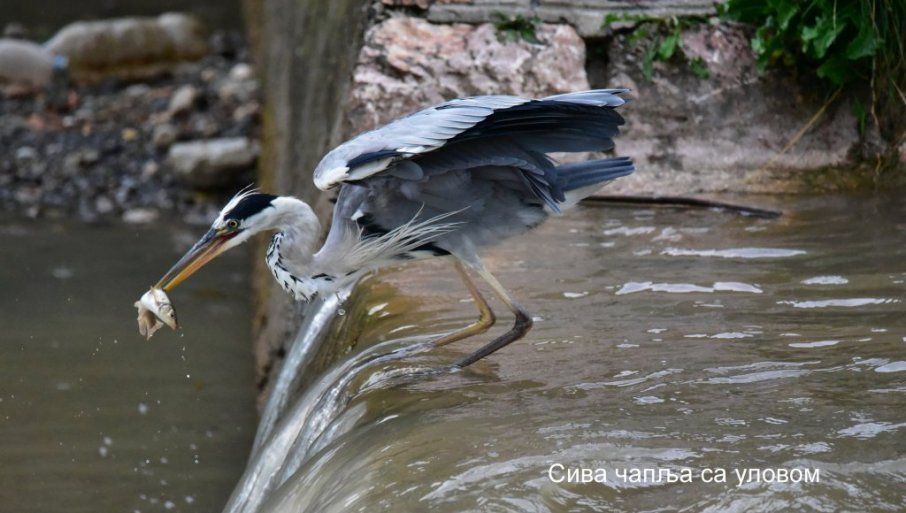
<box><xmin>0</xmin><ymin>219</ymin><xmax>256</xmax><ymax>513</ymax></box>
<box><xmin>254</xmin><ymin>195</ymin><xmax>905</xmax><ymax>513</ymax></box>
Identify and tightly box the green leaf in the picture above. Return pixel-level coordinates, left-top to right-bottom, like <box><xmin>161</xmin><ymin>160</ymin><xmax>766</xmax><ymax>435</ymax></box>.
<box><xmin>658</xmin><ymin>31</ymin><xmax>680</xmax><ymax>60</ymax></box>
<box><xmin>688</xmin><ymin>57</ymin><xmax>711</xmax><ymax>79</ymax></box>
<box><xmin>642</xmin><ymin>43</ymin><xmax>657</xmax><ymax>81</ymax></box>
<box><xmin>752</xmin><ymin>25</ymin><xmax>771</xmax><ymax>56</ymax></box>
<box><xmin>816</xmin><ymin>54</ymin><xmax>852</xmax><ymax>85</ymax></box>
<box><xmin>723</xmin><ymin>0</ymin><xmax>764</xmax><ymax>23</ymax></box>
<box><xmin>802</xmin><ymin>15</ymin><xmax>845</xmax><ymax>59</ymax></box>
<box><xmin>627</xmin><ymin>25</ymin><xmax>651</xmax><ymax>46</ymax></box>
<box><xmin>846</xmin><ymin>25</ymin><xmax>881</xmax><ymax>60</ymax></box>
<box><xmin>773</xmin><ymin>0</ymin><xmax>799</xmax><ymax>30</ymax></box>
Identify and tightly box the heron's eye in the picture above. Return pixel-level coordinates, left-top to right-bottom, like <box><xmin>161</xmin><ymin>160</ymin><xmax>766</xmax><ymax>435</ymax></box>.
<box><xmin>226</xmin><ymin>219</ymin><xmax>240</xmax><ymax>230</ymax></box>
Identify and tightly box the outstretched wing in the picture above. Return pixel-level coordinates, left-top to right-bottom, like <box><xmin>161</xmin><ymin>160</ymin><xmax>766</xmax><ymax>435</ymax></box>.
<box><xmin>312</xmin><ymin>89</ymin><xmax>629</xmax><ymax>191</ymax></box>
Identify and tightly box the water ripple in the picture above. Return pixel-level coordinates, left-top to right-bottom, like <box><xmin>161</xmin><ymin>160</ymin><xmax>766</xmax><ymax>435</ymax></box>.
<box><xmin>836</xmin><ymin>421</ymin><xmax>906</xmax><ymax>439</ymax></box>
<box><xmin>777</xmin><ymin>298</ymin><xmax>900</xmax><ymax>308</ymax></box>
<box><xmin>702</xmin><ymin>369</ymin><xmax>807</xmax><ymax>384</ymax></box>
<box><xmin>875</xmin><ymin>361</ymin><xmax>906</xmax><ymax>373</ymax></box>
<box><xmin>801</xmin><ymin>275</ymin><xmax>849</xmax><ymax>285</ymax></box>
<box><xmin>573</xmin><ymin>369</ymin><xmax>683</xmax><ymax>390</ymax></box>
<box><xmin>662</xmin><ymin>247</ymin><xmax>807</xmax><ymax>258</ymax></box>
<box><xmin>603</xmin><ymin>226</ymin><xmax>655</xmax><ymax>236</ymax></box>
<box><xmin>617</xmin><ymin>281</ymin><xmax>762</xmax><ymax>295</ymax></box>
<box><xmin>789</xmin><ymin>340</ymin><xmax>840</xmax><ymax>348</ymax></box>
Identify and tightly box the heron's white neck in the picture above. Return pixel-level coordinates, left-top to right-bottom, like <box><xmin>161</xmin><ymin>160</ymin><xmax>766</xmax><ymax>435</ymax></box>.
<box><xmin>267</xmin><ymin>197</ymin><xmax>320</xmax><ymax>265</ymax></box>
<box><xmin>264</xmin><ymin>197</ymin><xmax>333</xmax><ymax>300</ymax></box>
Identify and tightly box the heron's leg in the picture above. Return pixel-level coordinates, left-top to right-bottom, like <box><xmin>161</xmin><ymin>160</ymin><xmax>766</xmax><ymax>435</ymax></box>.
<box><xmin>432</xmin><ymin>260</ymin><xmax>496</xmax><ymax>347</ymax></box>
<box><xmin>454</xmin><ymin>264</ymin><xmax>533</xmax><ymax>368</ymax></box>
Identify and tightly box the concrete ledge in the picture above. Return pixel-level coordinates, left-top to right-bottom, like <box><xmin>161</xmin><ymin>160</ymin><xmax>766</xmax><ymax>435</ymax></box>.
<box><xmin>421</xmin><ymin>0</ymin><xmax>717</xmax><ymax>37</ymax></box>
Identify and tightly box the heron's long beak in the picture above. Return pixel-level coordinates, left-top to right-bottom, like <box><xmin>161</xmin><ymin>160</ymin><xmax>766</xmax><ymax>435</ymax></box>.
<box><xmin>155</xmin><ymin>229</ymin><xmax>235</xmax><ymax>291</ymax></box>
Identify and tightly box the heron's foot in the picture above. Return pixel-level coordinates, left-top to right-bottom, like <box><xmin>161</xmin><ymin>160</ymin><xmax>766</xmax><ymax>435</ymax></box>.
<box><xmin>454</xmin><ymin>306</ymin><xmax>533</xmax><ymax>368</ymax></box>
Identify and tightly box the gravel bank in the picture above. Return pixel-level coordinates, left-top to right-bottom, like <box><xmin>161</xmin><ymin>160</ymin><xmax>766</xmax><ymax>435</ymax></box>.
<box><xmin>0</xmin><ymin>31</ymin><xmax>259</xmax><ymax>224</ymax></box>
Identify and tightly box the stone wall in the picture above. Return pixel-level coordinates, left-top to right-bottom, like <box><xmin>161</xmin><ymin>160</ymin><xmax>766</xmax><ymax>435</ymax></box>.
<box><xmin>347</xmin><ymin>16</ymin><xmax>589</xmax><ymax>132</ymax></box>
<box><xmin>597</xmin><ymin>22</ymin><xmax>863</xmax><ymax>194</ymax></box>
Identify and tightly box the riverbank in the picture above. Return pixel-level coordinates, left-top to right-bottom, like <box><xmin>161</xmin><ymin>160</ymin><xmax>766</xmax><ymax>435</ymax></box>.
<box><xmin>1</xmin><ymin>21</ymin><xmax>259</xmax><ymax>223</ymax></box>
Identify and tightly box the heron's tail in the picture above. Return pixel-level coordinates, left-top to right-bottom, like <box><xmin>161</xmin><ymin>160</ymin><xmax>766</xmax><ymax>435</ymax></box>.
<box><xmin>557</xmin><ymin>157</ymin><xmax>635</xmax><ymax>209</ymax></box>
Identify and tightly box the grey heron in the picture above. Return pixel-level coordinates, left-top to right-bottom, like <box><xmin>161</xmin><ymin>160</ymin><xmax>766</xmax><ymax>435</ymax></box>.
<box><xmin>154</xmin><ymin>89</ymin><xmax>634</xmax><ymax>367</ymax></box>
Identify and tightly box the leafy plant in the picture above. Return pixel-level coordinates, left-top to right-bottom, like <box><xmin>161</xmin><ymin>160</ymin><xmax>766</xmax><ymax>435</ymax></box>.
<box><xmin>723</xmin><ymin>0</ymin><xmax>897</xmax><ymax>84</ymax></box>
<box><xmin>603</xmin><ymin>14</ymin><xmax>710</xmax><ymax>81</ymax></box>
<box><xmin>493</xmin><ymin>13</ymin><xmax>541</xmax><ymax>44</ymax></box>
<box><xmin>722</xmin><ymin>0</ymin><xmax>905</xmax><ymax>137</ymax></box>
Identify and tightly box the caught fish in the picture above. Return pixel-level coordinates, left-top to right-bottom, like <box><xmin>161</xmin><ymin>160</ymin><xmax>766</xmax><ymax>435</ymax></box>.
<box><xmin>134</xmin><ymin>288</ymin><xmax>178</xmax><ymax>339</ymax></box>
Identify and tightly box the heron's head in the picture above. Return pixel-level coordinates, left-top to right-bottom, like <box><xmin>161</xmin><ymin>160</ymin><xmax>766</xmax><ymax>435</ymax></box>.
<box><xmin>155</xmin><ymin>189</ymin><xmax>318</xmax><ymax>291</ymax></box>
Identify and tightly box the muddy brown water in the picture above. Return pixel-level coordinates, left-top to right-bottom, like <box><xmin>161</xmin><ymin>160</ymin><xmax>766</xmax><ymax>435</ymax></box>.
<box><xmin>0</xmin><ymin>219</ymin><xmax>256</xmax><ymax>513</ymax></box>
<box><xmin>257</xmin><ymin>195</ymin><xmax>905</xmax><ymax>513</ymax></box>
<box><xmin>2</xmin><ymin>194</ymin><xmax>905</xmax><ymax>513</ymax></box>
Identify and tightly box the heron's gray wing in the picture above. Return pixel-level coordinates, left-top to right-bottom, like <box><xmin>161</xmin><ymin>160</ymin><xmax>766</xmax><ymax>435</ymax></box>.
<box><xmin>410</xmin><ymin>138</ymin><xmax>563</xmax><ymax>210</ymax></box>
<box><xmin>312</xmin><ymin>89</ymin><xmax>629</xmax><ymax>190</ymax></box>
<box><xmin>313</xmin><ymin>95</ymin><xmax>529</xmax><ymax>189</ymax></box>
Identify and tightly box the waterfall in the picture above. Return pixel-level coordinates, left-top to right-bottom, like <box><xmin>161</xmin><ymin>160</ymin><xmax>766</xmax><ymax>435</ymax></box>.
<box><xmin>222</xmin><ymin>283</ymin><xmax>436</xmax><ymax>513</ymax></box>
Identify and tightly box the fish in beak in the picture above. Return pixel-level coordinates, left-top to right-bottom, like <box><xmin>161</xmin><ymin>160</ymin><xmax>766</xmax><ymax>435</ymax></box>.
<box><xmin>135</xmin><ymin>288</ymin><xmax>178</xmax><ymax>340</ymax></box>
<box><xmin>155</xmin><ymin>229</ymin><xmax>237</xmax><ymax>292</ymax></box>
<box><xmin>134</xmin><ymin>228</ymin><xmax>236</xmax><ymax>339</ymax></box>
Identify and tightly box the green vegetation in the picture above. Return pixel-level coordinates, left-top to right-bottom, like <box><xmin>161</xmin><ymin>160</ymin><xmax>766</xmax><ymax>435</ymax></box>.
<box><xmin>603</xmin><ymin>14</ymin><xmax>711</xmax><ymax>81</ymax></box>
<box><xmin>723</xmin><ymin>0</ymin><xmax>904</xmax><ymax>138</ymax></box>
<box><xmin>493</xmin><ymin>13</ymin><xmax>541</xmax><ymax>44</ymax></box>
<box><xmin>722</xmin><ymin>0</ymin><xmax>901</xmax><ymax>85</ymax></box>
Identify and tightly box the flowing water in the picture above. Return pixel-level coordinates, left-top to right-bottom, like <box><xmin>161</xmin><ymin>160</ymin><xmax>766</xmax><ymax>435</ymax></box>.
<box><xmin>0</xmin><ymin>218</ymin><xmax>256</xmax><ymax>512</ymax></box>
<box><xmin>1</xmin><ymin>195</ymin><xmax>904</xmax><ymax>513</ymax></box>
<box><xmin>241</xmin><ymin>194</ymin><xmax>906</xmax><ymax>513</ymax></box>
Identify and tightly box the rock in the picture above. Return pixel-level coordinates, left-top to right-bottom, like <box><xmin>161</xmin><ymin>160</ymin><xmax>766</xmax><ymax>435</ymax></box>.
<box><xmin>122</xmin><ymin>207</ymin><xmax>159</xmax><ymax>224</ymax></box>
<box><xmin>44</xmin><ymin>13</ymin><xmax>208</xmax><ymax>83</ymax></box>
<box><xmin>95</xmin><ymin>195</ymin><xmax>115</xmax><ymax>214</ymax></box>
<box><xmin>167</xmin><ymin>137</ymin><xmax>259</xmax><ymax>188</ymax></box>
<box><xmin>229</xmin><ymin>63</ymin><xmax>253</xmax><ymax>81</ymax></box>
<box><xmin>167</xmin><ymin>84</ymin><xmax>198</xmax><ymax>116</ymax></box>
<box><xmin>192</xmin><ymin>115</ymin><xmax>221</xmax><ymax>138</ymax></box>
<box><xmin>124</xmin><ymin>83</ymin><xmax>151</xmax><ymax>98</ymax></box>
<box><xmin>14</xmin><ymin>146</ymin><xmax>38</xmax><ymax>162</ymax></box>
<box><xmin>141</xmin><ymin>161</ymin><xmax>160</xmax><ymax>179</ymax></box>
<box><xmin>153</xmin><ymin>123</ymin><xmax>179</xmax><ymax>149</ymax></box>
<box><xmin>232</xmin><ymin>101</ymin><xmax>260</xmax><ymax>122</ymax></box>
<box><xmin>348</xmin><ymin>16</ymin><xmax>588</xmax><ymax>132</ymax></box>
<box><xmin>78</xmin><ymin>149</ymin><xmax>100</xmax><ymax>166</ymax></box>
<box><xmin>121</xmin><ymin>127</ymin><xmax>139</xmax><ymax>142</ymax></box>
<box><xmin>600</xmin><ymin>22</ymin><xmax>860</xmax><ymax>195</ymax></box>
<box><xmin>0</xmin><ymin>38</ymin><xmax>54</xmax><ymax>88</ymax></box>
<box><xmin>217</xmin><ymin>73</ymin><xmax>259</xmax><ymax>104</ymax></box>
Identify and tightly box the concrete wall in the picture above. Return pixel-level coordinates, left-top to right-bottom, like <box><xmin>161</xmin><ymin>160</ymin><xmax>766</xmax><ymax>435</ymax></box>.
<box><xmin>245</xmin><ymin>0</ymin><xmax>369</xmax><ymax>388</ymax></box>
